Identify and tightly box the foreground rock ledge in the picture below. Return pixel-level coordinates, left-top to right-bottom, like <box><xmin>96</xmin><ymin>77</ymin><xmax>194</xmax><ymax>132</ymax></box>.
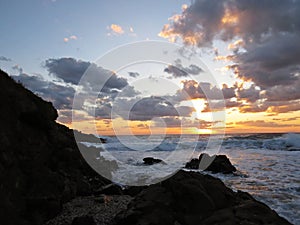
<box><xmin>114</xmin><ymin>170</ymin><xmax>292</xmax><ymax>225</ymax></box>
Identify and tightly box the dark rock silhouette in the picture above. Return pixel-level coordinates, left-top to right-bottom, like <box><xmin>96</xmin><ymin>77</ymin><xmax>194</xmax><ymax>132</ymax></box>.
<box><xmin>0</xmin><ymin>70</ymin><xmax>114</xmax><ymax>225</ymax></box>
<box><xmin>114</xmin><ymin>170</ymin><xmax>292</xmax><ymax>225</ymax></box>
<box><xmin>185</xmin><ymin>153</ymin><xmax>236</xmax><ymax>174</ymax></box>
<box><xmin>100</xmin><ymin>137</ymin><xmax>107</xmax><ymax>143</ymax></box>
<box><xmin>73</xmin><ymin>130</ymin><xmax>102</xmax><ymax>143</ymax></box>
<box><xmin>143</xmin><ymin>157</ymin><xmax>164</xmax><ymax>165</ymax></box>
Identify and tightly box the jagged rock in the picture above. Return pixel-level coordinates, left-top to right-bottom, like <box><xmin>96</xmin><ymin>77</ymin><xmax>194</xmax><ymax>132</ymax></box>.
<box><xmin>185</xmin><ymin>153</ymin><xmax>236</xmax><ymax>174</ymax></box>
<box><xmin>0</xmin><ymin>70</ymin><xmax>113</xmax><ymax>225</ymax></box>
<box><xmin>185</xmin><ymin>158</ymin><xmax>200</xmax><ymax>169</ymax></box>
<box><xmin>143</xmin><ymin>157</ymin><xmax>164</xmax><ymax>165</ymax></box>
<box><xmin>100</xmin><ymin>137</ymin><xmax>107</xmax><ymax>143</ymax></box>
<box><xmin>201</xmin><ymin>154</ymin><xmax>236</xmax><ymax>174</ymax></box>
<box><xmin>114</xmin><ymin>170</ymin><xmax>292</xmax><ymax>225</ymax></box>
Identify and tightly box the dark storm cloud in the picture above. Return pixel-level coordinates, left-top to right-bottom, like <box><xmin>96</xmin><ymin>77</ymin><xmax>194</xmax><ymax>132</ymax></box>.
<box><xmin>164</xmin><ymin>59</ymin><xmax>203</xmax><ymax>78</ymax></box>
<box><xmin>11</xmin><ymin>73</ymin><xmax>75</xmax><ymax>110</ymax></box>
<box><xmin>232</xmin><ymin>33</ymin><xmax>300</xmax><ymax>88</ymax></box>
<box><xmin>264</xmin><ymin>79</ymin><xmax>300</xmax><ymax>102</ymax></box>
<box><xmin>94</xmin><ymin>103</ymin><xmax>112</xmax><ymax>119</ymax></box>
<box><xmin>161</xmin><ymin>0</ymin><xmax>300</xmax><ymax>47</ymax></box>
<box><xmin>178</xmin><ymin>80</ymin><xmax>235</xmax><ymax>100</ymax></box>
<box><xmin>160</xmin><ymin>0</ymin><xmax>300</xmax><ymax>113</ymax></box>
<box><xmin>44</xmin><ymin>57</ymin><xmax>128</xmax><ymax>93</ymax></box>
<box><xmin>0</xmin><ymin>56</ymin><xmax>12</xmax><ymax>61</ymax></box>
<box><xmin>113</xmin><ymin>96</ymin><xmax>194</xmax><ymax>121</ymax></box>
<box><xmin>128</xmin><ymin>97</ymin><xmax>194</xmax><ymax>121</ymax></box>
<box><xmin>45</xmin><ymin>58</ymin><xmax>90</xmax><ymax>84</ymax></box>
<box><xmin>237</xmin><ymin>84</ymin><xmax>261</xmax><ymax>103</ymax></box>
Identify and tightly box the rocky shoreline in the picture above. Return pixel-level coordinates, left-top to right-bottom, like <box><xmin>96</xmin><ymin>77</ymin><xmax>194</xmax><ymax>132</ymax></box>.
<box><xmin>0</xmin><ymin>69</ymin><xmax>293</xmax><ymax>225</ymax></box>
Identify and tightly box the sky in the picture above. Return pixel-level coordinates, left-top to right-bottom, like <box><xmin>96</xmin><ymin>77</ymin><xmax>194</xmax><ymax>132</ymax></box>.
<box><xmin>1</xmin><ymin>0</ymin><xmax>300</xmax><ymax>135</ymax></box>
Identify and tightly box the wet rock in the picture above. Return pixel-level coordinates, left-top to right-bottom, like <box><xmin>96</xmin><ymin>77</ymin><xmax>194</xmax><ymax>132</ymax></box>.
<box><xmin>185</xmin><ymin>153</ymin><xmax>236</xmax><ymax>174</ymax></box>
<box><xmin>114</xmin><ymin>170</ymin><xmax>292</xmax><ymax>225</ymax></box>
<box><xmin>100</xmin><ymin>137</ymin><xmax>107</xmax><ymax>143</ymax></box>
<box><xmin>185</xmin><ymin>158</ymin><xmax>200</xmax><ymax>169</ymax></box>
<box><xmin>143</xmin><ymin>157</ymin><xmax>164</xmax><ymax>165</ymax></box>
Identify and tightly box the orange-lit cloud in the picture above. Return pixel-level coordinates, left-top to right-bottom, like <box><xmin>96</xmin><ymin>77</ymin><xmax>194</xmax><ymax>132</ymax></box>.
<box><xmin>214</xmin><ymin>55</ymin><xmax>235</xmax><ymax>61</ymax></box>
<box><xmin>228</xmin><ymin>39</ymin><xmax>243</xmax><ymax>50</ymax></box>
<box><xmin>234</xmin><ymin>120</ymin><xmax>300</xmax><ymax>128</ymax></box>
<box><xmin>108</xmin><ymin>24</ymin><xmax>124</xmax><ymax>35</ymax></box>
<box><xmin>221</xmin><ymin>10</ymin><xmax>238</xmax><ymax>25</ymax></box>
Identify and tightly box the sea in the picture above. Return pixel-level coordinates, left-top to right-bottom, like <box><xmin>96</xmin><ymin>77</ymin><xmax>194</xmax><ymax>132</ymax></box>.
<box><xmin>81</xmin><ymin>133</ymin><xmax>300</xmax><ymax>224</ymax></box>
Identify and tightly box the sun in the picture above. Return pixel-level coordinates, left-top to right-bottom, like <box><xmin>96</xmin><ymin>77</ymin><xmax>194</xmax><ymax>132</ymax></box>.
<box><xmin>191</xmin><ymin>99</ymin><xmax>206</xmax><ymax>119</ymax></box>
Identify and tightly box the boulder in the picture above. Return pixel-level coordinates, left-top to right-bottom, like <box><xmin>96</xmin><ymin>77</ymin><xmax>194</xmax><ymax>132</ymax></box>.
<box><xmin>114</xmin><ymin>170</ymin><xmax>292</xmax><ymax>225</ymax></box>
<box><xmin>201</xmin><ymin>154</ymin><xmax>236</xmax><ymax>174</ymax></box>
<box><xmin>185</xmin><ymin>158</ymin><xmax>200</xmax><ymax>169</ymax></box>
<box><xmin>143</xmin><ymin>157</ymin><xmax>164</xmax><ymax>165</ymax></box>
<box><xmin>185</xmin><ymin>153</ymin><xmax>236</xmax><ymax>174</ymax></box>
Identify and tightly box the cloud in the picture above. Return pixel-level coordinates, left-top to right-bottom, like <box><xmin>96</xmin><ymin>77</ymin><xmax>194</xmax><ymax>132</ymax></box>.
<box><xmin>11</xmin><ymin>73</ymin><xmax>75</xmax><ymax>110</ymax></box>
<box><xmin>45</xmin><ymin>58</ymin><xmax>90</xmax><ymax>84</ymax></box>
<box><xmin>12</xmin><ymin>65</ymin><xmax>23</xmax><ymax>74</ymax></box>
<box><xmin>158</xmin><ymin>117</ymin><xmax>215</xmax><ymax>129</ymax></box>
<box><xmin>108</xmin><ymin>24</ymin><xmax>124</xmax><ymax>35</ymax></box>
<box><xmin>234</xmin><ymin>120</ymin><xmax>300</xmax><ymax>128</ymax></box>
<box><xmin>202</xmin><ymin>99</ymin><xmax>242</xmax><ymax>112</ymax></box>
<box><xmin>231</xmin><ymin>33</ymin><xmax>300</xmax><ymax>88</ymax></box>
<box><xmin>164</xmin><ymin>59</ymin><xmax>203</xmax><ymax>78</ymax></box>
<box><xmin>113</xmin><ymin>96</ymin><xmax>194</xmax><ymax>121</ymax></box>
<box><xmin>273</xmin><ymin>117</ymin><xmax>300</xmax><ymax>122</ymax></box>
<box><xmin>178</xmin><ymin>80</ymin><xmax>235</xmax><ymax>100</ymax></box>
<box><xmin>63</xmin><ymin>35</ymin><xmax>78</xmax><ymax>43</ymax></box>
<box><xmin>159</xmin><ymin>0</ymin><xmax>300</xmax><ymax>114</ymax></box>
<box><xmin>160</xmin><ymin>0</ymin><xmax>300</xmax><ymax>47</ymax></box>
<box><xmin>0</xmin><ymin>56</ymin><xmax>12</xmax><ymax>62</ymax></box>
<box><xmin>237</xmin><ymin>84</ymin><xmax>261</xmax><ymax>103</ymax></box>
<box><xmin>13</xmin><ymin>57</ymin><xmax>140</xmax><ymax>124</ymax></box>
<box><xmin>264</xmin><ymin>78</ymin><xmax>300</xmax><ymax>102</ymax></box>
<box><xmin>267</xmin><ymin>101</ymin><xmax>300</xmax><ymax>114</ymax></box>
<box><xmin>44</xmin><ymin>57</ymin><xmax>128</xmax><ymax>94</ymax></box>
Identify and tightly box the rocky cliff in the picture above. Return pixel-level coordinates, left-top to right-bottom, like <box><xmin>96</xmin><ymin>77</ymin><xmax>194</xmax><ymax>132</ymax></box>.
<box><xmin>0</xmin><ymin>70</ymin><xmax>110</xmax><ymax>225</ymax></box>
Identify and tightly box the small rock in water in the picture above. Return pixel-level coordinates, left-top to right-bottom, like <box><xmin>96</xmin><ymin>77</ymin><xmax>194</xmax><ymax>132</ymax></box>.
<box><xmin>185</xmin><ymin>158</ymin><xmax>200</xmax><ymax>169</ymax></box>
<box><xmin>185</xmin><ymin>153</ymin><xmax>236</xmax><ymax>174</ymax></box>
<box><xmin>143</xmin><ymin>157</ymin><xmax>165</xmax><ymax>165</ymax></box>
<box><xmin>100</xmin><ymin>137</ymin><xmax>107</xmax><ymax>143</ymax></box>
